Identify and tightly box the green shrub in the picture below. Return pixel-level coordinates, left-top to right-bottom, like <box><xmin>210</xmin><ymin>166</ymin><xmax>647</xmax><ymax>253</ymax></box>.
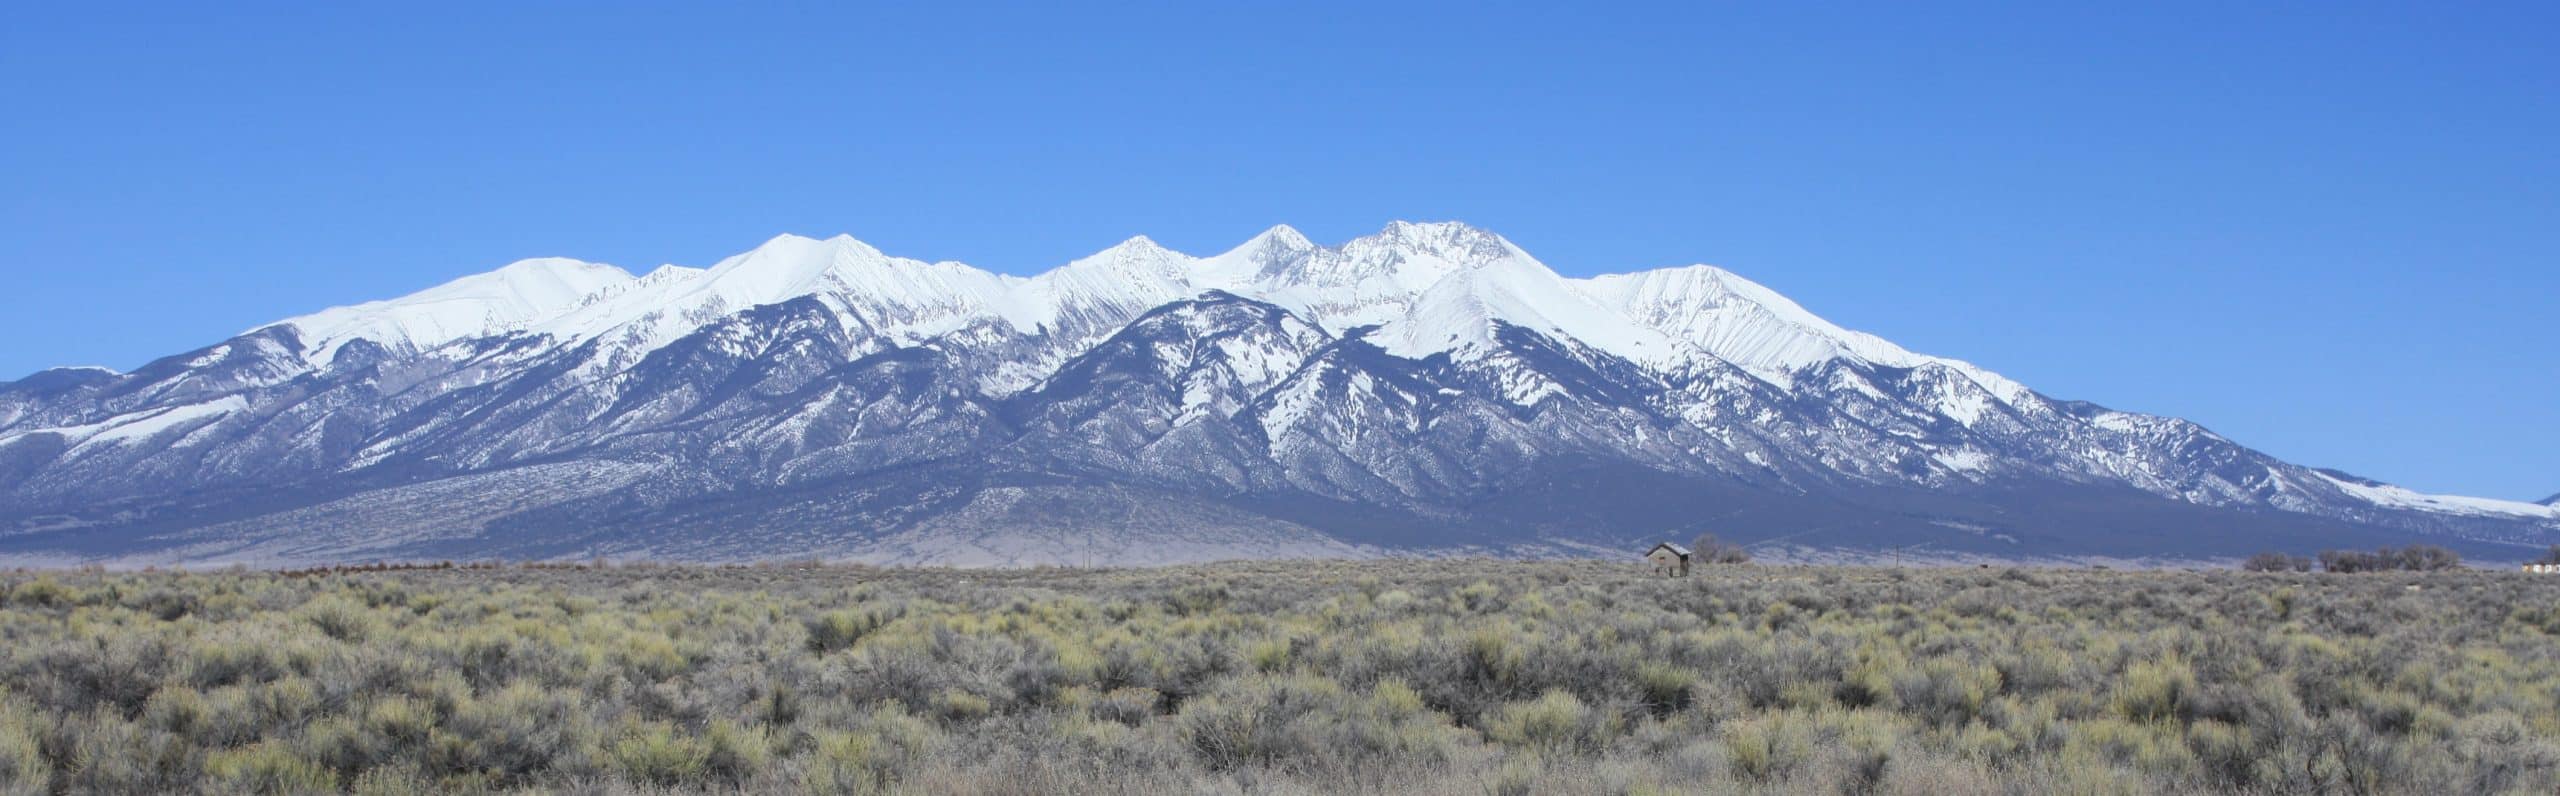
<box><xmin>805</xmin><ymin>606</ymin><xmax>897</xmax><ymax>654</ymax></box>
<box><xmin>703</xmin><ymin>720</ymin><xmax>772</xmax><ymax>786</ymax></box>
<box><xmin>0</xmin><ymin>705</ymin><xmax>48</xmax><ymax>796</ymax></box>
<box><xmin>1089</xmin><ymin>686</ymin><xmax>1160</xmax><ymax>726</ymax></box>
<box><xmin>1723</xmin><ymin>713</ymin><xmax>1815</xmax><ymax>781</ymax></box>
<box><xmin>808</xmin><ymin>730</ymin><xmax>888</xmax><ymax>793</ymax></box>
<box><xmin>431</xmin><ymin>682</ymin><xmax>589</xmax><ymax>783</ymax></box>
<box><xmin>6</xmin><ymin>576</ymin><xmax>71</xmax><ymax>609</ymax></box>
<box><xmin>299</xmin><ymin>596</ymin><xmax>378</xmax><ymax>643</ymax></box>
<box><xmin>1634</xmin><ymin>662</ymin><xmax>1697</xmax><ymax>716</ymax></box>
<box><xmin>1484</xmin><ymin>689</ymin><xmax>1618</xmax><ymax>754</ymax></box>
<box><xmin>2114</xmin><ymin>657</ymin><xmax>2196</xmax><ymax>723</ymax></box>
<box><xmin>1894</xmin><ymin>658</ymin><xmax>2000</xmax><ymax>728</ymax></box>
<box><xmin>204</xmin><ymin>741</ymin><xmax>336</xmax><ymax>794</ymax></box>
<box><xmin>609</xmin><ymin>721</ymin><xmax>708</xmax><ymax>786</ymax></box>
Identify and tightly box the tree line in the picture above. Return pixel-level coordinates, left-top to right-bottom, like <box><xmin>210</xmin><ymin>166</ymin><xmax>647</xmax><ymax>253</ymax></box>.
<box><xmin>2241</xmin><ymin>544</ymin><xmax>2471</xmax><ymax>573</ymax></box>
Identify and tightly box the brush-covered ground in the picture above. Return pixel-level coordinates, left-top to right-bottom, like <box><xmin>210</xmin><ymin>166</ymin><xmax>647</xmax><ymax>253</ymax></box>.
<box><xmin>2</xmin><ymin>561</ymin><xmax>2557</xmax><ymax>795</ymax></box>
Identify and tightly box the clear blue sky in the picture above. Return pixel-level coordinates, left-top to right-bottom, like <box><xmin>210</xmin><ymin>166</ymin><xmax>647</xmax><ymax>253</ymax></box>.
<box><xmin>3</xmin><ymin>3</ymin><xmax>2552</xmax><ymax>500</ymax></box>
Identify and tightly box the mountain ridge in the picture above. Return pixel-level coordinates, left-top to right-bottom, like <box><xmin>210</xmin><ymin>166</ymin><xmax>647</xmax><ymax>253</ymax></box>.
<box><xmin>2</xmin><ymin>221</ymin><xmax>2551</xmax><ymax>566</ymax></box>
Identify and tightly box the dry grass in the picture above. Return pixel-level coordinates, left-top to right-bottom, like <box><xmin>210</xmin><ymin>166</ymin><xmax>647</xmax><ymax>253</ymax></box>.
<box><xmin>3</xmin><ymin>560</ymin><xmax>2558</xmax><ymax>794</ymax></box>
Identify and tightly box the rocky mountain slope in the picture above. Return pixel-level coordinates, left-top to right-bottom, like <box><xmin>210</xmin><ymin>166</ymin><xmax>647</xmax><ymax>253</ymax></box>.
<box><xmin>3</xmin><ymin>222</ymin><xmax>2552</xmax><ymax>566</ymax></box>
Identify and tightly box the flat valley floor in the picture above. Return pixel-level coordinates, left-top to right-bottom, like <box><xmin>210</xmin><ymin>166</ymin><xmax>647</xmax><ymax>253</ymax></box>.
<box><xmin>2</xmin><ymin>560</ymin><xmax>2556</xmax><ymax>794</ymax></box>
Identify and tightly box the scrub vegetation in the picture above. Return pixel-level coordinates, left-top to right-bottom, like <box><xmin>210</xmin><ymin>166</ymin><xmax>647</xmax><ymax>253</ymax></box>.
<box><xmin>2</xmin><ymin>560</ymin><xmax>2557</xmax><ymax>794</ymax></box>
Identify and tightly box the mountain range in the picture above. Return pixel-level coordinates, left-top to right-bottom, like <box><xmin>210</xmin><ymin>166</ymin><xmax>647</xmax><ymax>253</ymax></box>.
<box><xmin>3</xmin><ymin>221</ymin><xmax>2553</xmax><ymax>566</ymax></box>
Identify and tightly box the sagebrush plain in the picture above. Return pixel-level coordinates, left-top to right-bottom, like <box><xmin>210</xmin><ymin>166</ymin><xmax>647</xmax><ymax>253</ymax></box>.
<box><xmin>3</xmin><ymin>560</ymin><xmax>2556</xmax><ymax>794</ymax></box>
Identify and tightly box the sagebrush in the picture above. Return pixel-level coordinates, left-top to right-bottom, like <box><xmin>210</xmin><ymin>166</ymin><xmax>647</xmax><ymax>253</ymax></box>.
<box><xmin>2</xmin><ymin>560</ymin><xmax>2557</xmax><ymax>794</ymax></box>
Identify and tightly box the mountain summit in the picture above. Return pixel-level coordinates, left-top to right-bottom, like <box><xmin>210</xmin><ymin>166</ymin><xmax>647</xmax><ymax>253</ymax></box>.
<box><xmin>3</xmin><ymin>222</ymin><xmax>2552</xmax><ymax>566</ymax></box>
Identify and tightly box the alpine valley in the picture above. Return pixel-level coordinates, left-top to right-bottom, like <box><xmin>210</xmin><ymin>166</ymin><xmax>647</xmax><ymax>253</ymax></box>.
<box><xmin>4</xmin><ymin>222</ymin><xmax>2553</xmax><ymax>566</ymax></box>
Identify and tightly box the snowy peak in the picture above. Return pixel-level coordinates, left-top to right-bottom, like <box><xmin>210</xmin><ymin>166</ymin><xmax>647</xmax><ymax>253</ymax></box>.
<box><xmin>530</xmin><ymin>233</ymin><xmax>1027</xmax><ymax>360</ymax></box>
<box><xmin>1015</xmin><ymin>235</ymin><xmax>1200</xmax><ymax>332</ymax></box>
<box><xmin>1196</xmin><ymin>224</ymin><xmax>1317</xmax><ymax>284</ymax></box>
<box><xmin>1578</xmin><ymin>264</ymin><xmax>2031</xmax><ymax>406</ymax></box>
<box><xmin>1579</xmin><ymin>265</ymin><xmax>1914</xmax><ymax>380</ymax></box>
<box><xmin>1376</xmin><ymin>253</ymin><xmax>1686</xmax><ymax>367</ymax></box>
<box><xmin>703</xmin><ymin>233</ymin><xmax>890</xmax><ymax>298</ymax></box>
<box><xmin>263</xmin><ymin>256</ymin><xmax>637</xmax><ymax>367</ymax></box>
<box><xmin>1315</xmin><ymin>220</ymin><xmax>1526</xmax><ymax>289</ymax></box>
<box><xmin>1365</xmin><ymin>220</ymin><xmax>1520</xmax><ymax>263</ymax></box>
<box><xmin>2541</xmin><ymin>492</ymin><xmax>2559</xmax><ymax>508</ymax></box>
<box><xmin>1049</xmin><ymin>235</ymin><xmax>1187</xmax><ymax>282</ymax></box>
<box><xmin>1243</xmin><ymin>223</ymin><xmax>1315</xmax><ymax>255</ymax></box>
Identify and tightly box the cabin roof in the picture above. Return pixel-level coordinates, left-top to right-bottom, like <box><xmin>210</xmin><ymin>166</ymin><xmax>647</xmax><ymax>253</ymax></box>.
<box><xmin>1652</xmin><ymin>542</ymin><xmax>1692</xmax><ymax>557</ymax></box>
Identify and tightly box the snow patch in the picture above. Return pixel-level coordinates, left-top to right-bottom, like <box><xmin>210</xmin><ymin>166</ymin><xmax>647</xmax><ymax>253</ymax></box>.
<box><xmin>1</xmin><ymin>396</ymin><xmax>247</xmax><ymax>452</ymax></box>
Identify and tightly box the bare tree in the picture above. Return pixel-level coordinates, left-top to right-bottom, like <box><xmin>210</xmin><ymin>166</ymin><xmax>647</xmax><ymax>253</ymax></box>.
<box><xmin>2242</xmin><ymin>551</ymin><xmax>2311</xmax><ymax>572</ymax></box>
<box><xmin>1690</xmin><ymin>533</ymin><xmax>1752</xmax><ymax>565</ymax></box>
<box><xmin>2319</xmin><ymin>545</ymin><xmax>2461</xmax><ymax>573</ymax></box>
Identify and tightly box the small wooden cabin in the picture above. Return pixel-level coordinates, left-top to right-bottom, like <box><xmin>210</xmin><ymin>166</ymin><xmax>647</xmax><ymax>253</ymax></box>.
<box><xmin>1647</xmin><ymin>542</ymin><xmax>1692</xmax><ymax>577</ymax></box>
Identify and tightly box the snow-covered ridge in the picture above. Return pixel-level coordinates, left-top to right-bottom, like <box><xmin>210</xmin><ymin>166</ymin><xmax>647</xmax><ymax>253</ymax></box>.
<box><xmin>2313</xmin><ymin>471</ymin><xmax>2560</xmax><ymax>520</ymax></box>
<box><xmin>260</xmin><ymin>257</ymin><xmax>637</xmax><ymax>367</ymax></box>
<box><xmin>252</xmin><ymin>221</ymin><xmax>2042</xmax><ymax>421</ymax></box>
<box><xmin>256</xmin><ymin>221</ymin><xmax>1855</xmax><ymax>378</ymax></box>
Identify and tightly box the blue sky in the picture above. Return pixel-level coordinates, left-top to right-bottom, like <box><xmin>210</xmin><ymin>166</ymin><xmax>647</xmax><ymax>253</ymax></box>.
<box><xmin>2</xmin><ymin>3</ymin><xmax>2552</xmax><ymax>500</ymax></box>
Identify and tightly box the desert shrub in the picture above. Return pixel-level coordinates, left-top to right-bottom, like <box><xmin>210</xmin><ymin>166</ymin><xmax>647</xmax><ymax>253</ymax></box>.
<box><xmin>60</xmin><ymin>708</ymin><xmax>199</xmax><ymax>793</ymax></box>
<box><xmin>1090</xmin><ymin>686</ymin><xmax>1161</xmax><ymax>726</ymax></box>
<box><xmin>186</xmin><ymin>634</ymin><xmax>292</xmax><ymax>689</ymax></box>
<box><xmin>1162</xmin><ymin>583</ymin><xmax>1231</xmax><ymax>616</ymax></box>
<box><xmin>430</xmin><ymin>682</ymin><xmax>592</xmax><ymax>784</ymax></box>
<box><xmin>1633</xmin><ymin>661</ymin><xmax>1696</xmax><ymax>716</ymax></box>
<box><xmin>1894</xmin><ymin>658</ymin><xmax>2000</xmax><ymax>728</ymax></box>
<box><xmin>931</xmin><ymin>687</ymin><xmax>993</xmax><ymax>721</ymax></box>
<box><xmin>347</xmin><ymin>762</ymin><xmax>432</xmax><ymax>796</ymax></box>
<box><xmin>806</xmin><ymin>730</ymin><xmax>890</xmax><ymax>793</ymax></box>
<box><xmin>299</xmin><ymin>596</ymin><xmax>379</xmax><ymax>643</ymax></box>
<box><xmin>2115</xmin><ymin>657</ymin><xmax>2197</xmax><ymax>723</ymax></box>
<box><xmin>1178</xmin><ymin>673</ymin><xmax>1346</xmax><ymax>770</ymax></box>
<box><xmin>1484</xmin><ymin>689</ymin><xmax>1619</xmax><ymax>754</ymax></box>
<box><xmin>2184</xmin><ymin>718</ymin><xmax>2258</xmax><ymax>788</ymax></box>
<box><xmin>204</xmin><ymin>741</ymin><xmax>336</xmax><ymax>794</ymax></box>
<box><xmin>1</xmin><ymin>559</ymin><xmax>2556</xmax><ymax>793</ymax></box>
<box><xmin>609</xmin><ymin>720</ymin><xmax>708</xmax><ymax>786</ymax></box>
<box><xmin>1723</xmin><ymin>712</ymin><xmax>1816</xmax><ymax>781</ymax></box>
<box><xmin>702</xmin><ymin>720</ymin><xmax>773</xmax><ymax>786</ymax></box>
<box><xmin>805</xmin><ymin>605</ymin><xmax>899</xmax><ymax>654</ymax></box>
<box><xmin>805</xmin><ymin>707</ymin><xmax>940</xmax><ymax>792</ymax></box>
<box><xmin>129</xmin><ymin>588</ymin><xmax>201</xmax><ymax>621</ymax></box>
<box><xmin>5</xmin><ymin>576</ymin><xmax>71</xmax><ymax>609</ymax></box>
<box><xmin>0</xmin><ymin>703</ymin><xmax>47</xmax><ymax>796</ymax></box>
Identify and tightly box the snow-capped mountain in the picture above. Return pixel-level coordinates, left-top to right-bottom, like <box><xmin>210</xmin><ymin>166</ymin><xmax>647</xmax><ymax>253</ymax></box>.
<box><xmin>2</xmin><ymin>221</ymin><xmax>2551</xmax><ymax>566</ymax></box>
